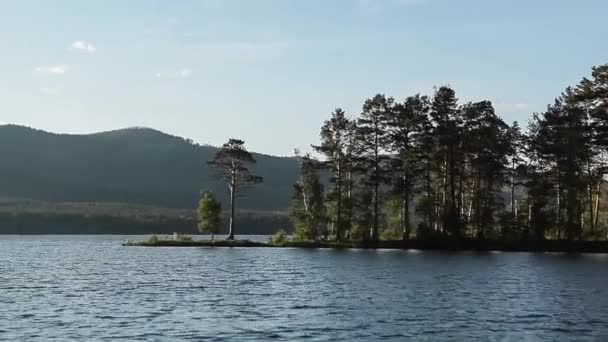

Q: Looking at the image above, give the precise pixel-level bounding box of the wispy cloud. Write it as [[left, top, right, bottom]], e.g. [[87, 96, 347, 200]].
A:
[[35, 65, 69, 75], [155, 68, 193, 79], [70, 40, 96, 53]]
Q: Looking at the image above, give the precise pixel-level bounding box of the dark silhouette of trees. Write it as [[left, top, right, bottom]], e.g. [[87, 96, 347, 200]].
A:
[[357, 94, 392, 241], [313, 109, 351, 241], [386, 95, 429, 239], [460, 101, 510, 239], [208, 139, 263, 240], [430, 86, 463, 237], [287, 63, 608, 244]]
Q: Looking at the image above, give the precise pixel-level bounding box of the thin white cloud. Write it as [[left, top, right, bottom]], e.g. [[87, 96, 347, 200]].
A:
[[155, 68, 193, 79], [35, 65, 69, 75], [70, 40, 96, 53]]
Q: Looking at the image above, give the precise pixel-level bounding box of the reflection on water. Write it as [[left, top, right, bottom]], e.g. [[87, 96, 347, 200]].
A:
[[1, 235, 608, 341]]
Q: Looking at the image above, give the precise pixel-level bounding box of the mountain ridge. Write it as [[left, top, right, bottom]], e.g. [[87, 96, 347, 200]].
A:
[[0, 124, 298, 210]]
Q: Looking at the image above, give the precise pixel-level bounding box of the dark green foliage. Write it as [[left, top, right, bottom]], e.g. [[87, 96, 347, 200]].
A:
[[289, 154, 325, 241], [313, 108, 352, 241], [357, 94, 393, 240], [270, 230, 288, 245], [461, 101, 511, 238], [298, 63, 608, 243], [197, 191, 222, 238], [430, 86, 463, 237], [386, 94, 430, 239]]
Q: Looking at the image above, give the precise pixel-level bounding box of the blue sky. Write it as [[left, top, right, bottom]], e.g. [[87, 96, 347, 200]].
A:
[[1, 0, 607, 156]]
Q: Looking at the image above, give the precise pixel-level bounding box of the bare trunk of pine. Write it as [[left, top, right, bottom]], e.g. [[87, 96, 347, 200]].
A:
[[458, 156, 465, 217], [510, 159, 516, 216], [588, 162, 595, 233], [594, 188, 600, 229], [336, 162, 342, 241], [228, 185, 236, 240], [426, 163, 433, 231], [556, 179, 561, 239], [589, 182, 595, 234], [467, 195, 473, 223], [372, 133, 379, 241], [528, 201, 533, 237], [476, 168, 483, 239], [402, 173, 411, 240]]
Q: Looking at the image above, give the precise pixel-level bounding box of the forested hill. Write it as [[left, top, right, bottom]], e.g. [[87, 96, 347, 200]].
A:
[[0, 125, 298, 210]]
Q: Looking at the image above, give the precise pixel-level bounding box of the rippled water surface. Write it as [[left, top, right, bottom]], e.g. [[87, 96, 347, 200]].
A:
[[2, 235, 608, 341]]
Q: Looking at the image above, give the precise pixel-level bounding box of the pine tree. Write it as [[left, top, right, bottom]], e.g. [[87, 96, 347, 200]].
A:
[[207, 139, 263, 240], [357, 94, 392, 241], [430, 86, 463, 237], [313, 108, 351, 241], [574, 65, 608, 236], [386, 94, 429, 239], [461, 101, 510, 238]]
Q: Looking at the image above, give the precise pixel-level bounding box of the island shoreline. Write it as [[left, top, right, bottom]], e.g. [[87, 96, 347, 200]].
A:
[[123, 238, 608, 254]]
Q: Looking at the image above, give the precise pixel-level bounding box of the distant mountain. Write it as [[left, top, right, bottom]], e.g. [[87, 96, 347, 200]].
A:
[[0, 125, 299, 210]]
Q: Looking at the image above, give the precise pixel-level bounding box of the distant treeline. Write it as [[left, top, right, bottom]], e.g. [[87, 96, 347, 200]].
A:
[[289, 64, 608, 242], [0, 200, 290, 234]]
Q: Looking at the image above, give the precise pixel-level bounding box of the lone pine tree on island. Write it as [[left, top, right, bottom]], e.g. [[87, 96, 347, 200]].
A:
[[207, 139, 263, 240]]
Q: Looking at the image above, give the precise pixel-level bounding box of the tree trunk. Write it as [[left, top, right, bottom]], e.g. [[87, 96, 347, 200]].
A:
[[372, 133, 379, 241], [459, 155, 465, 217], [589, 181, 595, 234], [467, 195, 473, 224], [587, 162, 595, 234], [528, 201, 533, 239], [402, 173, 411, 240], [426, 164, 433, 230], [510, 159, 516, 216], [373, 175, 379, 241], [594, 188, 600, 229], [476, 168, 483, 239], [556, 178, 561, 239], [227, 185, 236, 240], [336, 162, 342, 241]]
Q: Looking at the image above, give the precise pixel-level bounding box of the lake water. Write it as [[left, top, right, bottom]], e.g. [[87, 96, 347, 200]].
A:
[[2, 235, 608, 341]]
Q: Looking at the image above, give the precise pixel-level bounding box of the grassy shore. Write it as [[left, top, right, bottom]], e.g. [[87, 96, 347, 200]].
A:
[[124, 236, 608, 253]]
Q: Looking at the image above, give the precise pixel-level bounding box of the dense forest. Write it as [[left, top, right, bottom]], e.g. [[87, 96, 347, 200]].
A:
[[289, 64, 608, 243]]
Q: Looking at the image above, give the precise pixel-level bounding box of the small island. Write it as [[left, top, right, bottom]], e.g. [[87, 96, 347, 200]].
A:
[[126, 64, 608, 254], [124, 233, 608, 253]]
